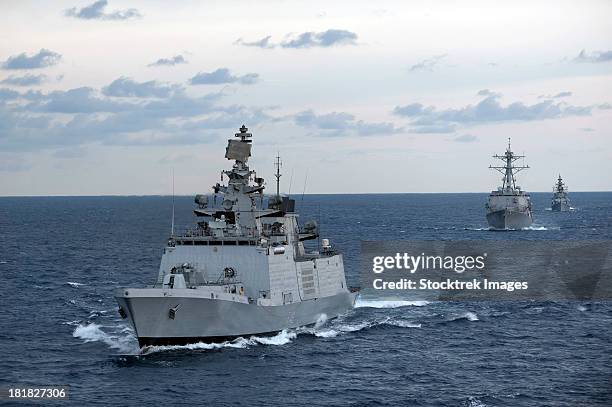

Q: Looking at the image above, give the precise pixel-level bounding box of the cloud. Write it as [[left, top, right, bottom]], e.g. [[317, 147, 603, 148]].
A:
[[1, 49, 62, 70], [64, 0, 141, 21], [234, 36, 274, 49], [599, 102, 611, 110], [477, 89, 501, 98], [539, 91, 572, 99], [0, 81, 271, 151], [553, 91, 572, 98], [147, 55, 188, 67], [102, 77, 182, 98], [281, 29, 358, 48], [574, 49, 612, 63], [409, 54, 446, 72], [0, 88, 22, 100], [293, 109, 402, 136], [394, 92, 601, 133], [189, 68, 259, 85], [1, 74, 47, 86], [580, 127, 594, 132], [392, 103, 429, 117], [454, 134, 479, 143], [235, 29, 358, 49], [27, 87, 130, 113]]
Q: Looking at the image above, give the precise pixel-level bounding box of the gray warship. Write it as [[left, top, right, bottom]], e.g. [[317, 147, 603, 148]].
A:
[[115, 125, 356, 347], [485, 139, 533, 229], [551, 174, 571, 212]]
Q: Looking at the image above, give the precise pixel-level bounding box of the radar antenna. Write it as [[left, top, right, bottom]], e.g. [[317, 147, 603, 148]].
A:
[[489, 137, 529, 190], [235, 124, 253, 143]]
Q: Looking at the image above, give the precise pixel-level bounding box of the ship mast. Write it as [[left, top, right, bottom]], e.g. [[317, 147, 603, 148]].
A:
[[555, 174, 565, 192], [274, 153, 282, 198], [489, 138, 529, 191]]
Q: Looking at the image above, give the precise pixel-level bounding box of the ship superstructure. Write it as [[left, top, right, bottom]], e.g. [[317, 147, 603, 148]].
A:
[[116, 125, 356, 347], [485, 139, 533, 229], [551, 174, 571, 212]]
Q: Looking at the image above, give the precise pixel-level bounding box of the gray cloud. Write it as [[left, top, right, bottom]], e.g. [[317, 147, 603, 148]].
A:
[[235, 29, 358, 49], [0, 88, 21, 100], [293, 109, 402, 136], [392, 103, 429, 117], [189, 68, 259, 85], [454, 134, 479, 143], [102, 77, 182, 98], [477, 89, 501, 98], [281, 29, 357, 48], [0, 81, 271, 151], [27, 87, 130, 113], [65, 0, 141, 21], [394, 92, 601, 133], [574, 49, 612, 63], [148, 55, 188, 67], [1, 74, 47, 86], [2, 49, 62, 70], [409, 54, 446, 72], [539, 91, 572, 99], [234, 36, 274, 49]]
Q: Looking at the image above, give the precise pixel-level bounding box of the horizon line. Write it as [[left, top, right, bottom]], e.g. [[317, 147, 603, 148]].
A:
[[1, 190, 611, 198]]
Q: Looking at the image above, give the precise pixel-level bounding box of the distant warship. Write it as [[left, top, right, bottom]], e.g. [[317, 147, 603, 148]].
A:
[[116, 125, 356, 347], [551, 174, 571, 212], [485, 139, 533, 229]]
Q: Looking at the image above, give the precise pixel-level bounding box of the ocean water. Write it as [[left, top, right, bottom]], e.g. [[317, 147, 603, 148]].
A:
[[1, 193, 611, 406]]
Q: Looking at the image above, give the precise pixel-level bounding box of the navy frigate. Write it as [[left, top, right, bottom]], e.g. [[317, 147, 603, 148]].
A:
[[485, 139, 533, 229], [116, 125, 356, 347], [551, 174, 571, 211]]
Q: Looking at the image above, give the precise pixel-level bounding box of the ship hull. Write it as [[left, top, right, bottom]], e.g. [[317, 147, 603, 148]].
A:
[[115, 289, 357, 347], [486, 209, 533, 230], [551, 201, 570, 212]]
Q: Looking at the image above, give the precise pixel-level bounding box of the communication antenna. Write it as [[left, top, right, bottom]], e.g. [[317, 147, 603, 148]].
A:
[[171, 168, 175, 237], [301, 170, 309, 205], [317, 203, 321, 251], [287, 169, 294, 196], [274, 152, 282, 198]]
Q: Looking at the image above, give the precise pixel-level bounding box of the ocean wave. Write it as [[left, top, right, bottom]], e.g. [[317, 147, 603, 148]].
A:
[[465, 396, 487, 407], [67, 281, 86, 288], [522, 225, 555, 231], [73, 323, 139, 354], [61, 320, 82, 326], [354, 298, 429, 309], [300, 316, 422, 338], [447, 311, 479, 322], [386, 320, 422, 328], [142, 330, 297, 355]]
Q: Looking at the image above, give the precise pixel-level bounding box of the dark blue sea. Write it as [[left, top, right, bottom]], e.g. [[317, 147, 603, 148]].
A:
[[1, 193, 611, 406]]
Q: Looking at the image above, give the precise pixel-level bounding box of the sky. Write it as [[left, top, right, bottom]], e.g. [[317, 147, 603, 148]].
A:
[[0, 0, 611, 196]]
